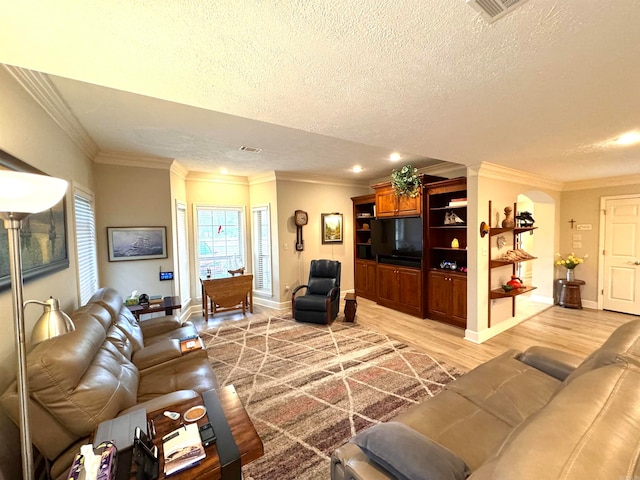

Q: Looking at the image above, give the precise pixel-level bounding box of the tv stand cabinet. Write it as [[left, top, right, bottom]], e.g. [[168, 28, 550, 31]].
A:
[[376, 263, 422, 316]]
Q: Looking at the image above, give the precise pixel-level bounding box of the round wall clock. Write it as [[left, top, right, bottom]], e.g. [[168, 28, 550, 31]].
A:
[[295, 210, 308, 226]]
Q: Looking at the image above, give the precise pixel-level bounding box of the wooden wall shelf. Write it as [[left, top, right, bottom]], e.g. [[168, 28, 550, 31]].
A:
[[486, 200, 538, 326], [490, 285, 537, 299]]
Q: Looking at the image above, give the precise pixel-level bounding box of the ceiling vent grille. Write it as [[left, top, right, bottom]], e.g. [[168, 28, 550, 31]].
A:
[[466, 0, 531, 23], [239, 146, 262, 153]]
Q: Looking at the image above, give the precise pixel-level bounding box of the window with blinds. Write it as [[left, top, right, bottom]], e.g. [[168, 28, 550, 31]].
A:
[[195, 206, 246, 279], [252, 205, 272, 295], [74, 189, 98, 305], [176, 202, 190, 303]]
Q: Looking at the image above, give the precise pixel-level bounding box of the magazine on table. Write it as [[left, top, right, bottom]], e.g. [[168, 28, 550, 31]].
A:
[[162, 423, 205, 475]]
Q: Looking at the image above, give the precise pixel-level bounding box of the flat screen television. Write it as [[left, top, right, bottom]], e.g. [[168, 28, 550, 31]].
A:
[[371, 217, 423, 259]]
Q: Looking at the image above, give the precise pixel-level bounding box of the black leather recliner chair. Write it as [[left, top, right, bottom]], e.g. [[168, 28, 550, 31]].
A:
[[291, 259, 341, 324]]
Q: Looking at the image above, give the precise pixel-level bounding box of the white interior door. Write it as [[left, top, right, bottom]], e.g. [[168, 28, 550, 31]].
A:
[[602, 196, 640, 315]]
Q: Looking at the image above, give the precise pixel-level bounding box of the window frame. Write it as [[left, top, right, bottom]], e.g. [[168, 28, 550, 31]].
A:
[[251, 204, 273, 296], [72, 185, 98, 305], [193, 204, 247, 284]]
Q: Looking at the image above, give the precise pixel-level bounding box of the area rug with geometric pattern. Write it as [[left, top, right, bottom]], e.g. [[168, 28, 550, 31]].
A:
[[201, 314, 464, 480]]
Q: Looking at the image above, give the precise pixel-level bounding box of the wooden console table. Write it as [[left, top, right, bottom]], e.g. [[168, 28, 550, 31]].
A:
[[127, 296, 182, 320], [201, 276, 253, 317], [147, 385, 263, 479]]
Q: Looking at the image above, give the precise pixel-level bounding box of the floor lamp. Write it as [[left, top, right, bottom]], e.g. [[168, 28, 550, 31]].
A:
[[0, 170, 73, 480]]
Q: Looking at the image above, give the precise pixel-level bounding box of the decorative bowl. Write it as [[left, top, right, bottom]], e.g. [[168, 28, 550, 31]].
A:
[[501, 284, 514, 292]]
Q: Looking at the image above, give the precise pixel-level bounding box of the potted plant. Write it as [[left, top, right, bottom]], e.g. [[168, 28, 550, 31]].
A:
[[391, 164, 421, 198]]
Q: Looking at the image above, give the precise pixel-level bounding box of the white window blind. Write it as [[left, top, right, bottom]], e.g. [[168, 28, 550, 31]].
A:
[[195, 206, 246, 279], [252, 205, 272, 295], [74, 189, 98, 305], [176, 202, 190, 304]]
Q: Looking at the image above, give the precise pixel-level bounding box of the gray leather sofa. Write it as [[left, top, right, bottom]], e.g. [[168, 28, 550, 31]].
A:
[[0, 287, 217, 480], [332, 319, 640, 480]]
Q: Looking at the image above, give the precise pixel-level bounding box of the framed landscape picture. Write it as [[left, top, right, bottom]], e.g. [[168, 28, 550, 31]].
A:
[[0, 150, 69, 292], [107, 226, 167, 262], [321, 213, 343, 244]]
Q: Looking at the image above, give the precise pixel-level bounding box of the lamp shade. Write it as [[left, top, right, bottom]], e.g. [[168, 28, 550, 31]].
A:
[[0, 171, 68, 214], [30, 297, 75, 345]]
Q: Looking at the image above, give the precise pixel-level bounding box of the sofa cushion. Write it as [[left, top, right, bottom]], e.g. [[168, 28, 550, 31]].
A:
[[562, 319, 640, 386], [393, 388, 514, 471], [115, 307, 146, 350], [89, 287, 125, 318], [137, 355, 219, 402], [25, 320, 139, 437], [353, 422, 470, 480], [469, 362, 640, 480], [446, 350, 560, 427]]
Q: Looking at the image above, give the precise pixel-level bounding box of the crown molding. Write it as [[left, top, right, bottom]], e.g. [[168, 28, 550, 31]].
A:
[[248, 171, 277, 185], [562, 173, 640, 191], [3, 65, 99, 160], [274, 171, 371, 188], [422, 161, 467, 178], [471, 162, 563, 191], [170, 161, 189, 179], [94, 151, 174, 169], [186, 171, 249, 185], [368, 161, 466, 186]]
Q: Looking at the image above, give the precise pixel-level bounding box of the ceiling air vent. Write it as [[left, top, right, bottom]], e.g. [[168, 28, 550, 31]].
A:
[[239, 146, 262, 153], [466, 0, 531, 23]]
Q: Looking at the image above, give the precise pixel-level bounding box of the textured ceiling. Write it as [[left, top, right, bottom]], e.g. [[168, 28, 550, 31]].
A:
[[0, 0, 639, 183]]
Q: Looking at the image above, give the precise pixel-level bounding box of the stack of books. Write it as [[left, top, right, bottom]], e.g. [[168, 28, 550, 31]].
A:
[[448, 197, 468, 207]]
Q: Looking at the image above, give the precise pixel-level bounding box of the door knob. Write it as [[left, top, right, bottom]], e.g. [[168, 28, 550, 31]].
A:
[[635, 261, 640, 265]]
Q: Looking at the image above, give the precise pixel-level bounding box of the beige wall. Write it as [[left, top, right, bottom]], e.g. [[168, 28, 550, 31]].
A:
[[185, 173, 251, 302], [0, 68, 94, 479], [94, 161, 175, 298], [561, 183, 640, 305], [275, 179, 372, 305]]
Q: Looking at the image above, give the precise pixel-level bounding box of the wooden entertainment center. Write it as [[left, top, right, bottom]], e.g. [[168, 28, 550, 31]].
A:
[[352, 176, 467, 327]]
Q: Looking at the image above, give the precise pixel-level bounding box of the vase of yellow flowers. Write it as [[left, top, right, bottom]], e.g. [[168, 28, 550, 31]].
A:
[[556, 253, 588, 281]]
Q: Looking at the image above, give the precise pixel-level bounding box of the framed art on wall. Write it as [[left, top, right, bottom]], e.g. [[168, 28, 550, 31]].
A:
[[107, 226, 167, 261], [0, 149, 69, 292], [321, 213, 343, 244]]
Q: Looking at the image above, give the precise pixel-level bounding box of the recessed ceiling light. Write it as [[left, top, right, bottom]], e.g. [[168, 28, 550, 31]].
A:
[[352, 165, 363, 173], [614, 131, 640, 146], [389, 152, 401, 161], [220, 168, 228, 175]]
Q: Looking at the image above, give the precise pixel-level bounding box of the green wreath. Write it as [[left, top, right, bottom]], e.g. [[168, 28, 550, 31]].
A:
[[391, 164, 422, 198]]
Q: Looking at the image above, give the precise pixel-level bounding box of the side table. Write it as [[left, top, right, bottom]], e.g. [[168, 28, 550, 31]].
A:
[[344, 293, 357, 322], [147, 385, 263, 479], [558, 279, 586, 309], [127, 296, 182, 319]]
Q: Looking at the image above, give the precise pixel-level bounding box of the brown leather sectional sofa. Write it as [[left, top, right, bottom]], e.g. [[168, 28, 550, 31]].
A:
[[332, 319, 640, 480], [0, 287, 217, 480]]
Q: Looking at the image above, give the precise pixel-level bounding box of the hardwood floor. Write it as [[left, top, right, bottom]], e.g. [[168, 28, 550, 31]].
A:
[[191, 297, 637, 372], [349, 297, 636, 371]]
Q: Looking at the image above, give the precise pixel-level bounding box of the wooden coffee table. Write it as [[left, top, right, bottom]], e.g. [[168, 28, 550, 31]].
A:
[[147, 385, 263, 479]]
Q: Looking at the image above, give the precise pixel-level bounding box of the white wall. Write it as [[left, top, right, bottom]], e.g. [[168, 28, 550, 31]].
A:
[[467, 163, 561, 343]]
